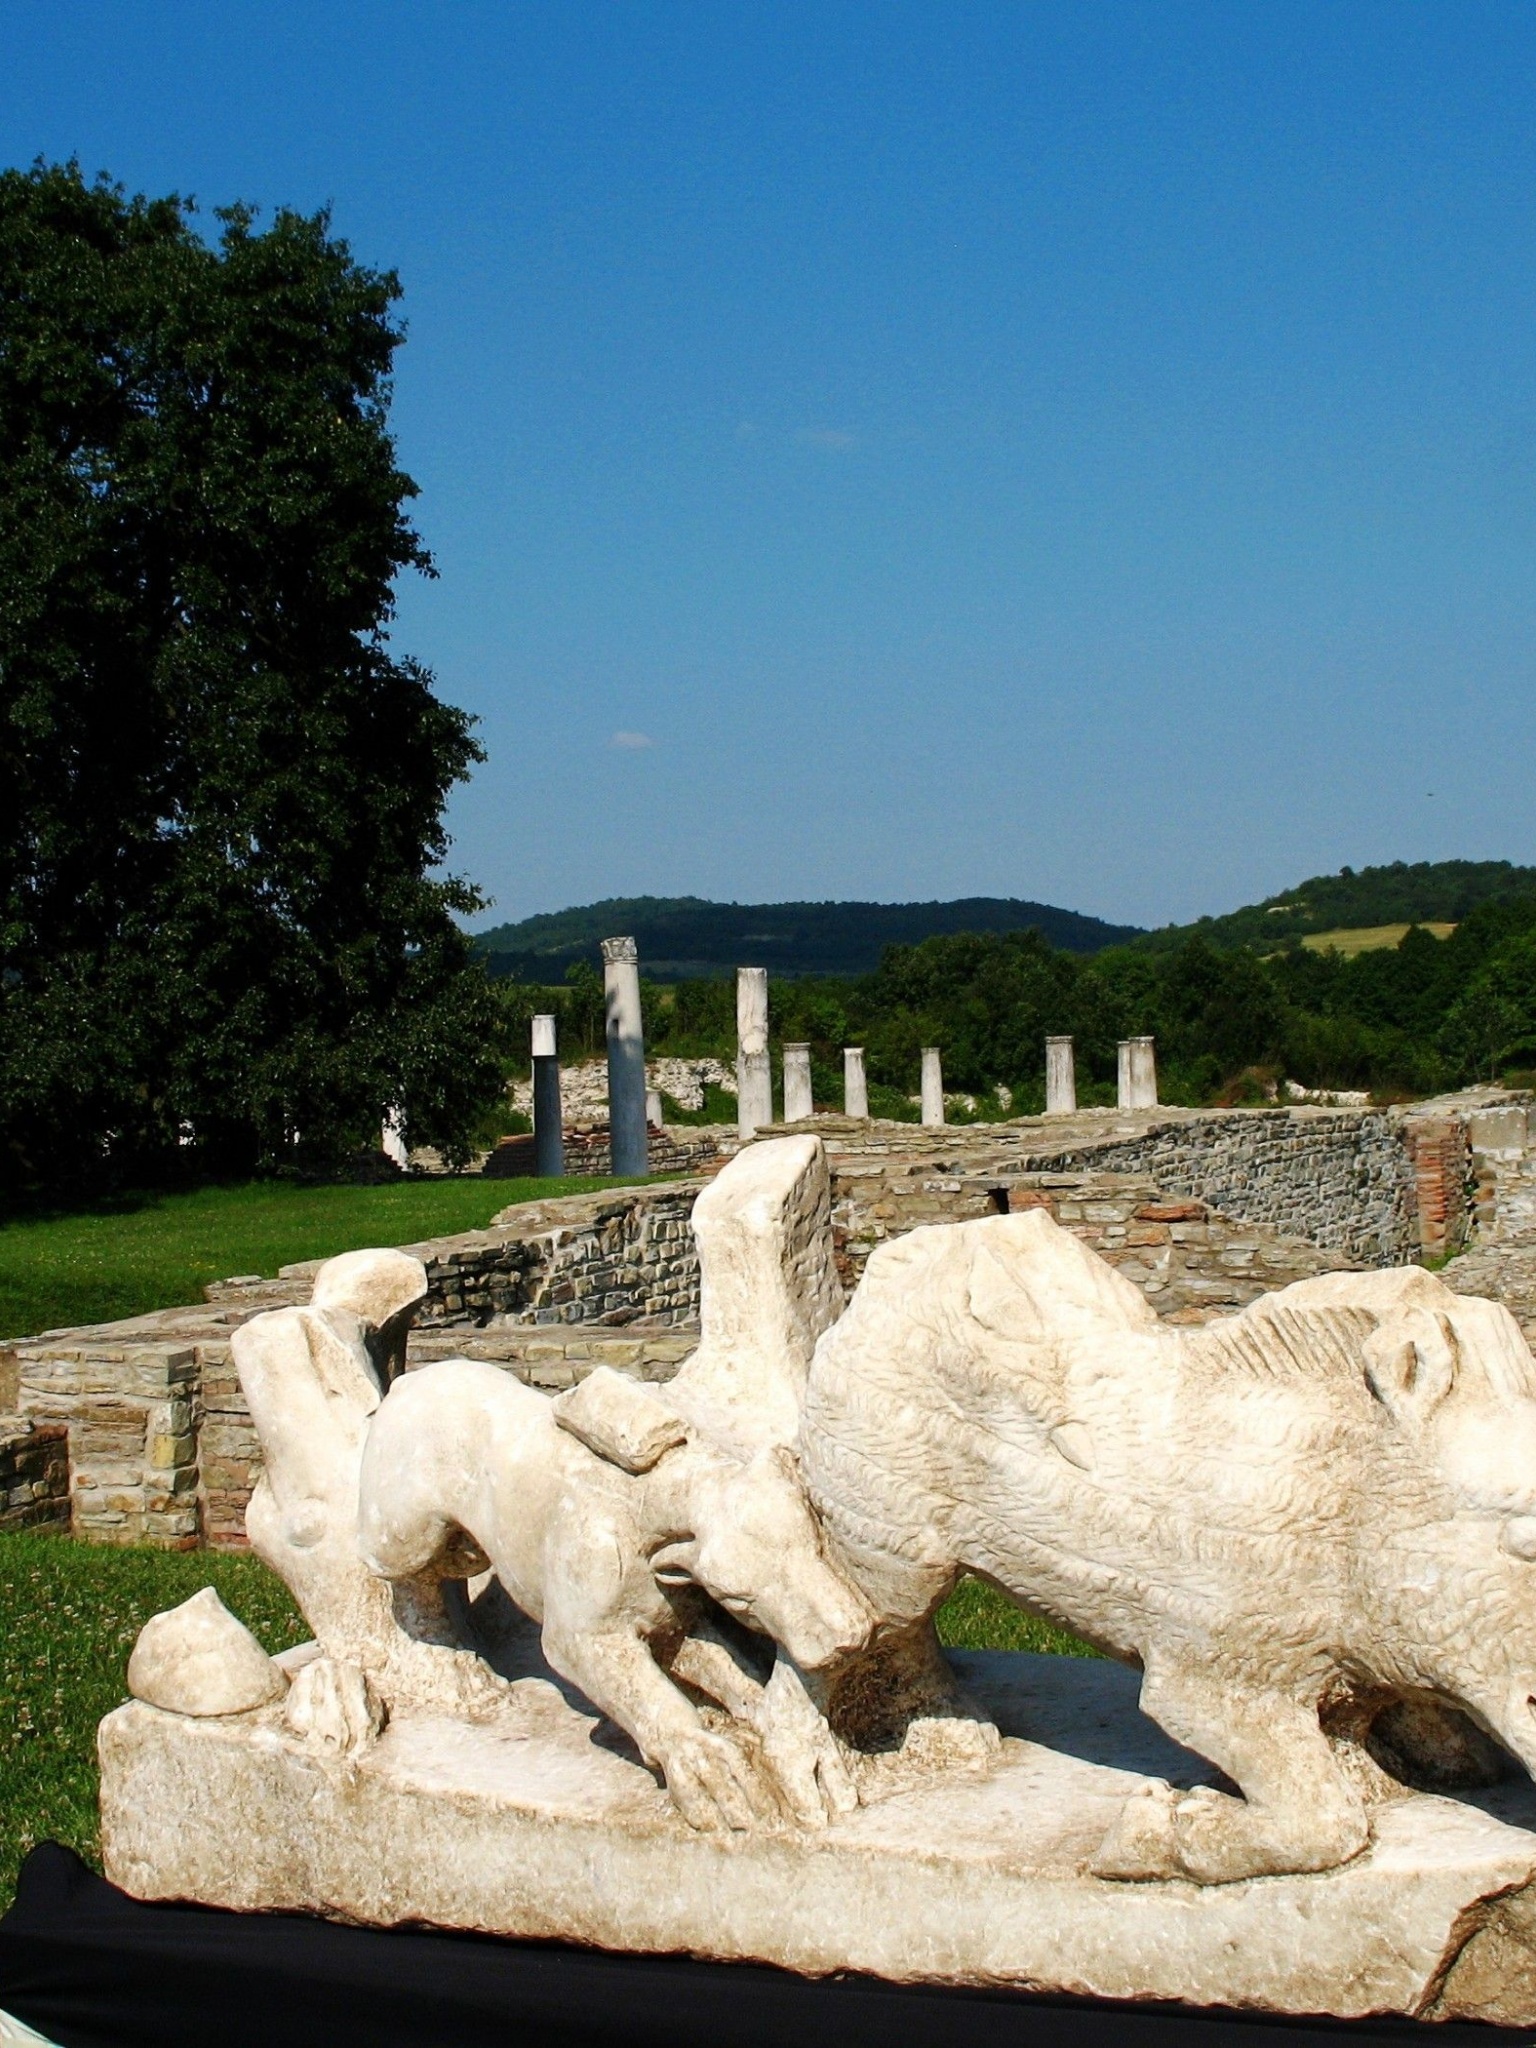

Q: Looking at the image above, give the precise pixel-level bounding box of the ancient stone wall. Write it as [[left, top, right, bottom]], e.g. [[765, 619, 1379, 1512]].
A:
[[12, 1345, 201, 1547], [1465, 1102, 1536, 1247], [323, 1182, 702, 1331], [0, 1418, 70, 1534], [483, 1126, 723, 1180], [826, 1165, 1356, 1318], [1401, 1116, 1472, 1262], [1027, 1109, 1418, 1264]]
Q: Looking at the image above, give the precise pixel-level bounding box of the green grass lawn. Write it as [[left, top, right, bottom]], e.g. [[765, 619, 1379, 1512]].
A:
[[0, 1176, 645, 1341], [933, 1576, 1099, 1659], [0, 1531, 308, 1908], [0, 1532, 1092, 1910]]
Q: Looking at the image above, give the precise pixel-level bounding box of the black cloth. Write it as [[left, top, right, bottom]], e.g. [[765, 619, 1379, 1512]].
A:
[[0, 1842, 1525, 2048]]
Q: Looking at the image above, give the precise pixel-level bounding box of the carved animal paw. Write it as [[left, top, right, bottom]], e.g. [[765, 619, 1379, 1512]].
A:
[[753, 1663, 858, 1827], [660, 1726, 781, 1833], [770, 1732, 858, 1828], [1165, 1785, 1254, 1884], [1172, 1784, 1371, 1884], [285, 1657, 386, 1758], [1090, 1780, 1181, 1881]]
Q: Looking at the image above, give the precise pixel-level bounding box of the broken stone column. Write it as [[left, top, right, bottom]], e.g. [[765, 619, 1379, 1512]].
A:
[[921, 1047, 945, 1128], [736, 967, 773, 1139], [1046, 1036, 1076, 1116], [1129, 1035, 1158, 1109], [645, 1088, 664, 1129], [381, 1109, 409, 1171], [783, 1044, 813, 1124], [844, 1047, 869, 1119], [1117, 1040, 1133, 1110], [602, 937, 648, 1177], [531, 1015, 564, 1178]]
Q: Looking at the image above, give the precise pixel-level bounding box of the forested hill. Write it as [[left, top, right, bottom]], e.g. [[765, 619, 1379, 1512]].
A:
[[473, 895, 1145, 980], [1132, 861, 1536, 953]]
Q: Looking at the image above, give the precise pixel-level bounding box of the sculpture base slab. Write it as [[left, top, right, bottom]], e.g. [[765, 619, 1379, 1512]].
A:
[[99, 1651, 1536, 2025]]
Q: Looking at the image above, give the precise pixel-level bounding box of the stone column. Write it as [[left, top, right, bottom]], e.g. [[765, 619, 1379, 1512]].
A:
[[1117, 1040, 1133, 1110], [736, 967, 773, 1138], [783, 1043, 813, 1124], [920, 1047, 945, 1127], [844, 1047, 869, 1119], [380, 1109, 409, 1171], [645, 1088, 664, 1129], [602, 937, 648, 1177], [1045, 1036, 1076, 1116], [1129, 1035, 1158, 1110], [531, 1015, 564, 1178]]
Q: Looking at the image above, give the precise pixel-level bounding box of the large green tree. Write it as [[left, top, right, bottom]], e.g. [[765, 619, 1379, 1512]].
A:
[[0, 161, 507, 1188]]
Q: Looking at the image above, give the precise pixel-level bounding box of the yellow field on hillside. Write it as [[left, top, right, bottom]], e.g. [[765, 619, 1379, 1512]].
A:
[[1300, 922, 1455, 957]]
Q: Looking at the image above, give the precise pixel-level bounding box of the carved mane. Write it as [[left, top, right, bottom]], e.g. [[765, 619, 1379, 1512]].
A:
[[1187, 1300, 1379, 1383]]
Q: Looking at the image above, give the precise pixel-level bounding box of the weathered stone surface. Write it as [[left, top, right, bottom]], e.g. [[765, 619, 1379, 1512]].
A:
[[284, 1654, 386, 1756], [1045, 1034, 1075, 1115], [0, 1418, 68, 1534], [126, 1588, 285, 1717], [1037, 1105, 1418, 1262], [507, 1052, 736, 1120], [669, 1136, 843, 1452], [98, 1650, 1536, 2022], [803, 1208, 1536, 1887]]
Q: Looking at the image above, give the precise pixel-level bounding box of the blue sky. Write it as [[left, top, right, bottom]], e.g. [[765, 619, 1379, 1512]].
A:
[[7, 2, 1536, 930]]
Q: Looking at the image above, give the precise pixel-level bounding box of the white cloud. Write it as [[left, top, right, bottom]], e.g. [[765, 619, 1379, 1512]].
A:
[[609, 730, 655, 750], [796, 426, 857, 450]]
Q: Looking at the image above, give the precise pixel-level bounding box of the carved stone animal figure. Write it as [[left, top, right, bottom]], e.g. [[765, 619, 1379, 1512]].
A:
[[233, 1249, 512, 1720], [358, 1359, 876, 1831], [799, 1206, 1536, 1884]]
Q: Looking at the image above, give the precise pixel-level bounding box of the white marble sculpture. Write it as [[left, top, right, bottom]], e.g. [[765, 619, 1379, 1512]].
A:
[[799, 1213, 1536, 1883], [98, 1136, 1536, 2021]]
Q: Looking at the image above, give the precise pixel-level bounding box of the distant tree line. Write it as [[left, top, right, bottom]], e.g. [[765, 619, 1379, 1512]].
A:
[[503, 895, 1536, 1120]]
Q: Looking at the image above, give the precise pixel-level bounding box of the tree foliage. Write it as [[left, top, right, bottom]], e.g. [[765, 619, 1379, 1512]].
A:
[[0, 161, 507, 1189]]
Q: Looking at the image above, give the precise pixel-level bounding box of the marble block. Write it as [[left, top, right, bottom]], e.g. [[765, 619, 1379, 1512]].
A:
[[98, 1649, 1536, 2025]]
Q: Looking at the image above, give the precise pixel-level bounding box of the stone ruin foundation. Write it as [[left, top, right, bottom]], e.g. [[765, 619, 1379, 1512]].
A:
[[3, 1090, 1534, 1550]]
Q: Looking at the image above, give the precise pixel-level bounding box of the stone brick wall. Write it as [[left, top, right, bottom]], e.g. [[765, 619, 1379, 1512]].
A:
[[1464, 1102, 1536, 1247], [826, 1165, 1356, 1319], [1027, 1109, 1418, 1264], [1474, 1155, 1536, 1246], [0, 1418, 69, 1534], [408, 1325, 699, 1392], [275, 1182, 705, 1332], [196, 1351, 262, 1551], [13, 1345, 201, 1547], [484, 1126, 722, 1179], [1403, 1117, 1472, 1262]]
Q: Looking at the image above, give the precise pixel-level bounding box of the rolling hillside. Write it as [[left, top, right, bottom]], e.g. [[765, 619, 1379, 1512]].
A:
[[1131, 861, 1536, 954], [474, 895, 1145, 981]]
